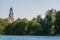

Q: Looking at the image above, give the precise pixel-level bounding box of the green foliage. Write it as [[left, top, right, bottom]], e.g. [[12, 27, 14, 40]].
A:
[[27, 20, 43, 35], [0, 18, 9, 34], [1, 9, 60, 35], [4, 18, 29, 35], [55, 11, 60, 34], [44, 9, 56, 35]]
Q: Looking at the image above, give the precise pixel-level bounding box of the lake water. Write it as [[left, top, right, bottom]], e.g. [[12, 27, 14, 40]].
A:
[[0, 35, 60, 40]]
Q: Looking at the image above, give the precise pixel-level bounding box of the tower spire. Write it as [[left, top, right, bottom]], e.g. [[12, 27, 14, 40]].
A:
[[8, 6, 14, 23]]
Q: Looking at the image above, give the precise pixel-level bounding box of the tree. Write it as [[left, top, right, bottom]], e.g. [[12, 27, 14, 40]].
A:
[[0, 18, 9, 34], [55, 11, 60, 34], [44, 9, 56, 35], [4, 18, 29, 35], [27, 19, 43, 35]]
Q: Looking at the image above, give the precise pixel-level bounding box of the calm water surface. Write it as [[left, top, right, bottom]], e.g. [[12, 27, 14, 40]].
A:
[[0, 35, 60, 40]]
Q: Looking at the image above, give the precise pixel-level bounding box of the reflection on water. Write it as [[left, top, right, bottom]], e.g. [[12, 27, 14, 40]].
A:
[[0, 35, 60, 40]]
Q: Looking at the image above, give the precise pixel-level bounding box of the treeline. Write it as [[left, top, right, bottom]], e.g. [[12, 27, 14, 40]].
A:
[[0, 9, 60, 35]]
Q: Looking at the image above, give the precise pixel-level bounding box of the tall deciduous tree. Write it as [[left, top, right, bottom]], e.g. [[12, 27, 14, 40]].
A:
[[55, 11, 60, 34], [44, 9, 56, 35]]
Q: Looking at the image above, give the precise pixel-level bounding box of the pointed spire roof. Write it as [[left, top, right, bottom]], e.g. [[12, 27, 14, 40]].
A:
[[10, 6, 13, 10]]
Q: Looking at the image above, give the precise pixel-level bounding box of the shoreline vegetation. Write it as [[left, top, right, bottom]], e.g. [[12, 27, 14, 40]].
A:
[[0, 9, 60, 36]]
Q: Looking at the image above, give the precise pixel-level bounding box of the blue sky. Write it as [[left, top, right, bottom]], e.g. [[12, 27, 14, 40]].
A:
[[0, 0, 60, 20]]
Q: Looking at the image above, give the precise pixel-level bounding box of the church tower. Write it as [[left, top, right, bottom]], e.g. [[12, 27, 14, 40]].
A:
[[8, 6, 14, 23]]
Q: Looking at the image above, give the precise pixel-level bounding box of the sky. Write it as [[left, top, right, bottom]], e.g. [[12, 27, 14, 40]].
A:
[[0, 0, 60, 20]]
